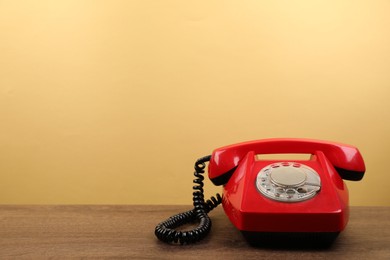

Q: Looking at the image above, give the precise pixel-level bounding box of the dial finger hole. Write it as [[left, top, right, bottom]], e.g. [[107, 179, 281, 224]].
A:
[[297, 187, 308, 193], [286, 189, 295, 196]]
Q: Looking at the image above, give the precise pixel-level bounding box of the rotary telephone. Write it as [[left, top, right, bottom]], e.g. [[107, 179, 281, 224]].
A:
[[155, 138, 365, 246]]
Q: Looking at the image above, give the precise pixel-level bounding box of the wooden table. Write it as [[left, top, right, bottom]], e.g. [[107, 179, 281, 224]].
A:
[[0, 205, 389, 259]]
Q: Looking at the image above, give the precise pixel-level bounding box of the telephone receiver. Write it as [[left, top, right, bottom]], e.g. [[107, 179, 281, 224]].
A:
[[209, 138, 365, 185], [155, 138, 366, 247]]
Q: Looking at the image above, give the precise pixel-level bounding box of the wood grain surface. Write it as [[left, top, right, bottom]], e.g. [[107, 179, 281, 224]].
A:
[[0, 205, 389, 259]]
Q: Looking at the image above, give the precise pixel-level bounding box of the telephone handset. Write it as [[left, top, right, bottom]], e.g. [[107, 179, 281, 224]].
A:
[[155, 138, 365, 246]]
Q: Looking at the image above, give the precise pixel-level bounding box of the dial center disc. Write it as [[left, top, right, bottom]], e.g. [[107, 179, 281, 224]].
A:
[[270, 167, 307, 187]]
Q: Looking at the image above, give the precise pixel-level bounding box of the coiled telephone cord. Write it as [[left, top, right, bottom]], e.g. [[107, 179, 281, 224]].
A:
[[154, 155, 222, 244]]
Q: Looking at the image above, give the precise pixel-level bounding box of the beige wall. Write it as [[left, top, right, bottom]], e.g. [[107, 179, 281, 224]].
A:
[[0, 1, 389, 206]]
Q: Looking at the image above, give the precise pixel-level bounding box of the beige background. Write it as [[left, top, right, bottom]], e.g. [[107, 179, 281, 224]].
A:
[[0, 1, 389, 206]]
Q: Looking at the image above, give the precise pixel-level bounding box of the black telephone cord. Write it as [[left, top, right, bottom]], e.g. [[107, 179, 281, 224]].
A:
[[154, 155, 222, 244]]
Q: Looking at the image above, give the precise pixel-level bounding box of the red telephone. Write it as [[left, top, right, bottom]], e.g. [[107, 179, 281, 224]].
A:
[[155, 138, 365, 246]]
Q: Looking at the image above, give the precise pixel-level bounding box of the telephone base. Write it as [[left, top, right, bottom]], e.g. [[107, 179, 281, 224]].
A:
[[241, 231, 340, 249]]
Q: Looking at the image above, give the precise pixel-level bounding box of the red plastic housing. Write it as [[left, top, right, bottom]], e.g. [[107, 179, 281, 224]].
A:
[[208, 138, 365, 233]]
